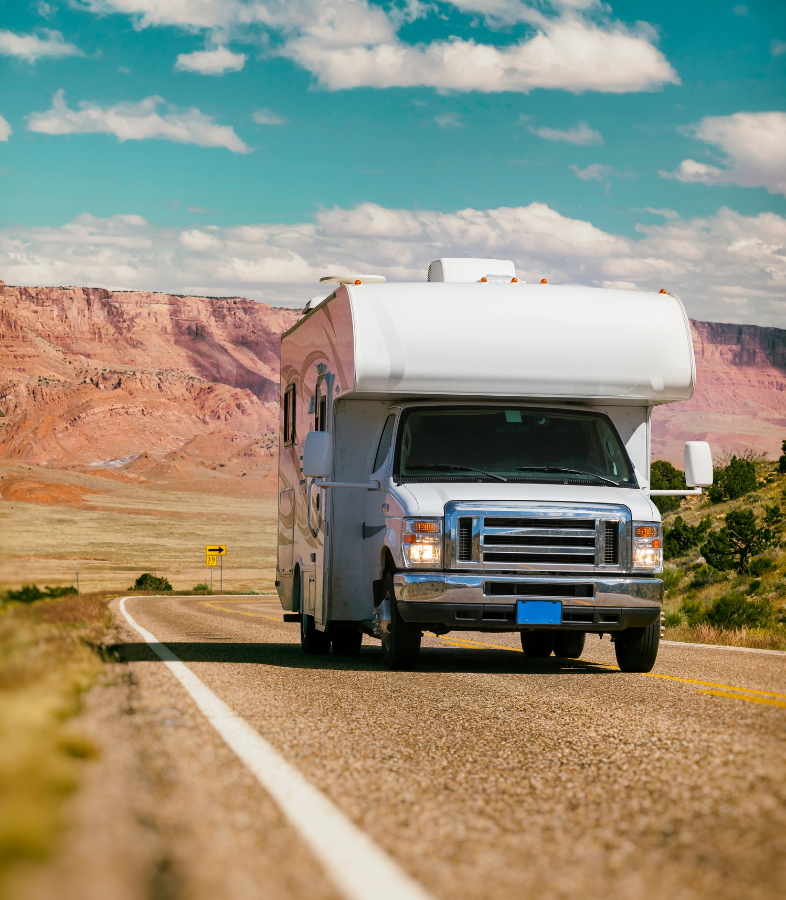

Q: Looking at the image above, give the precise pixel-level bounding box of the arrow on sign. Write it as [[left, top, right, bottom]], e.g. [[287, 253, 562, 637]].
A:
[[206, 545, 226, 555]]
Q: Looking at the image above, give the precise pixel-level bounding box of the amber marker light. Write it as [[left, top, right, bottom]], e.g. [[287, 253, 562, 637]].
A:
[[659, 288, 666, 293], [480, 277, 488, 282], [511, 277, 518, 283], [541, 279, 547, 284], [355, 279, 362, 284], [635, 525, 659, 538]]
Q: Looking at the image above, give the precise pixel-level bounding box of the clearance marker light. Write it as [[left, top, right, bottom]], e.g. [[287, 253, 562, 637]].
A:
[[355, 279, 362, 284], [511, 277, 518, 283], [480, 277, 488, 282], [659, 288, 667, 293], [541, 279, 548, 284]]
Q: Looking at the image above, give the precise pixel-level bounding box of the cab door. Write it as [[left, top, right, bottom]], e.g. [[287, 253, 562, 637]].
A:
[[363, 413, 397, 584]]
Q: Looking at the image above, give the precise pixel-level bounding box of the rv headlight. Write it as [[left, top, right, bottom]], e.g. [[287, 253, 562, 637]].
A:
[[402, 519, 442, 568], [632, 523, 663, 573]]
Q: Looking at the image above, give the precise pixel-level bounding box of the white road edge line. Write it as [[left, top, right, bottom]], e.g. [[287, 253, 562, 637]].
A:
[[118, 597, 433, 900], [661, 640, 786, 657]]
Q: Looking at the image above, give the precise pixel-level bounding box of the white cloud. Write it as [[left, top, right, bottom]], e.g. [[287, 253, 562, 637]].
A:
[[659, 158, 724, 185], [252, 108, 284, 124], [0, 28, 83, 62], [27, 90, 251, 153], [0, 115, 12, 142], [772, 39, 786, 57], [642, 207, 680, 220], [2, 202, 783, 325], [661, 112, 786, 196], [534, 121, 602, 144], [76, 1, 679, 94], [731, 4, 748, 16], [570, 163, 612, 180], [175, 45, 246, 74], [434, 112, 463, 129]]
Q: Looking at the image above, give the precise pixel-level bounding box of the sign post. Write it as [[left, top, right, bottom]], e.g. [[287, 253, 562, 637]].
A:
[[205, 545, 226, 593]]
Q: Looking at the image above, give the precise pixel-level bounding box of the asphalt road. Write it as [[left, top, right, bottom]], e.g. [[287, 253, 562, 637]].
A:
[[111, 595, 786, 900]]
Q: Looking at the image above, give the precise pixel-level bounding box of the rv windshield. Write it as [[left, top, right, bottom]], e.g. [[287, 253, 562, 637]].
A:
[[394, 407, 636, 486]]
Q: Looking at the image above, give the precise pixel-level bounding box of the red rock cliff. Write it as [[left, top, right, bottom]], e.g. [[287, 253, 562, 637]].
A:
[[0, 285, 298, 465]]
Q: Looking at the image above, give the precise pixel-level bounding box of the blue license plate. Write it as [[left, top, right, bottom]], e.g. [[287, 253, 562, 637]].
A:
[[516, 600, 562, 625]]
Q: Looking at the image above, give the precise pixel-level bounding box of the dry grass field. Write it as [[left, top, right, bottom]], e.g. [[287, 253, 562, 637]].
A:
[[0, 461, 279, 595]]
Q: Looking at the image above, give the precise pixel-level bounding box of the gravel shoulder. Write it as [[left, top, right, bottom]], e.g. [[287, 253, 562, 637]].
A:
[[12, 595, 786, 900]]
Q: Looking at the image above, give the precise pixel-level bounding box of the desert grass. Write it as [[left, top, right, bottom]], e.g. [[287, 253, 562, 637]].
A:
[[0, 593, 109, 892], [664, 622, 786, 651], [0, 461, 279, 595]]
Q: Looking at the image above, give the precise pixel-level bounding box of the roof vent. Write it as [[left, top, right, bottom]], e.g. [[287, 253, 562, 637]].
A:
[[428, 258, 515, 283], [319, 273, 386, 285]]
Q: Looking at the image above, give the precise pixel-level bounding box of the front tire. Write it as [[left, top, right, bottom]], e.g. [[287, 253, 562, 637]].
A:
[[614, 622, 659, 673], [331, 629, 362, 656], [380, 573, 421, 671], [301, 613, 331, 655], [521, 630, 555, 657], [553, 631, 586, 659]]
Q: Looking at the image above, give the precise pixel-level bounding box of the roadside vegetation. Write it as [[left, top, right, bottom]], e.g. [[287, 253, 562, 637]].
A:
[[0, 587, 110, 891], [656, 442, 786, 650]]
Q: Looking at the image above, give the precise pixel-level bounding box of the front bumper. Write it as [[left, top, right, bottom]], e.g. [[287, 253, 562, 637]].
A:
[[393, 573, 662, 632]]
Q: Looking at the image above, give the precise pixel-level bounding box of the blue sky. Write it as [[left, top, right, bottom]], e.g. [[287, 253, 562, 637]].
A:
[[1, 1, 785, 324]]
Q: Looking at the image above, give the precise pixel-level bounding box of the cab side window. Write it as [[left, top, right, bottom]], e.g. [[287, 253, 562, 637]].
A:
[[283, 384, 296, 445], [373, 414, 396, 473]]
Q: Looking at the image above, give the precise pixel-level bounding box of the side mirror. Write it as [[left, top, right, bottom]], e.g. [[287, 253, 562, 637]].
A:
[[684, 441, 713, 487], [303, 431, 332, 479]]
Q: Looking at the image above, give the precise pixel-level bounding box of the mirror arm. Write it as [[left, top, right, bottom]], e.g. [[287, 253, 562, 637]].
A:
[[646, 488, 703, 496], [316, 480, 381, 490]]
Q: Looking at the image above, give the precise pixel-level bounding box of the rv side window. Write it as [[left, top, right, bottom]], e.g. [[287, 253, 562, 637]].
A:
[[283, 384, 296, 445], [373, 415, 396, 472]]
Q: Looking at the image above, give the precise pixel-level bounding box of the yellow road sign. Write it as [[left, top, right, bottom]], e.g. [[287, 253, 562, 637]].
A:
[[206, 554, 218, 567], [206, 544, 226, 555]]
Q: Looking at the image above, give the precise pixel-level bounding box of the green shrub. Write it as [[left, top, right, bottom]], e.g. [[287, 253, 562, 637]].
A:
[[650, 460, 687, 514], [748, 579, 762, 593], [659, 568, 685, 592], [764, 504, 783, 528], [5, 585, 45, 604], [191, 582, 210, 594], [705, 594, 775, 630], [131, 573, 173, 592], [779, 440, 786, 475], [748, 556, 776, 578], [707, 456, 757, 503], [701, 510, 776, 573], [686, 564, 726, 591], [664, 515, 712, 560], [663, 611, 683, 627], [680, 599, 707, 627], [3, 585, 77, 604]]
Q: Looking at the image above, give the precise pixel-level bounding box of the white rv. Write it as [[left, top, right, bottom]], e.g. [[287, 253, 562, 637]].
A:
[[275, 259, 712, 672]]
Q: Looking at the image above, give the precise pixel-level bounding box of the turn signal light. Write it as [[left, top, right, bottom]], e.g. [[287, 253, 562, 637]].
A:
[[635, 525, 659, 538]]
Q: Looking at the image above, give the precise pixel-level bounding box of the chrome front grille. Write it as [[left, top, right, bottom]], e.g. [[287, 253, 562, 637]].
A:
[[445, 502, 629, 572], [482, 517, 596, 566]]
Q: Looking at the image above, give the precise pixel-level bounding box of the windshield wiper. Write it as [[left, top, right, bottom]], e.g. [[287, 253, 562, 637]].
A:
[[409, 464, 507, 483], [515, 466, 619, 487]]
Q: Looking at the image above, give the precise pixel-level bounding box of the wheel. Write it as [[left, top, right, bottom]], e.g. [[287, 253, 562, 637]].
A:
[[553, 631, 586, 659], [380, 572, 421, 671], [614, 622, 660, 673], [301, 613, 331, 655], [520, 630, 555, 657], [331, 629, 363, 655]]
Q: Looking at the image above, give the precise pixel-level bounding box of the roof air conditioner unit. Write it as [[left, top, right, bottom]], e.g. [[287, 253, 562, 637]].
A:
[[428, 258, 516, 283]]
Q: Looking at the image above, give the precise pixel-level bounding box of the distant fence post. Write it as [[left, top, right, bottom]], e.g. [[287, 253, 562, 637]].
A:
[[77, 571, 80, 600]]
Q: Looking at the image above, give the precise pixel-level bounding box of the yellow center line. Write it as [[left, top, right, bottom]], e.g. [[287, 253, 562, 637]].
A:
[[203, 599, 284, 621], [435, 635, 786, 702], [698, 690, 786, 709]]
